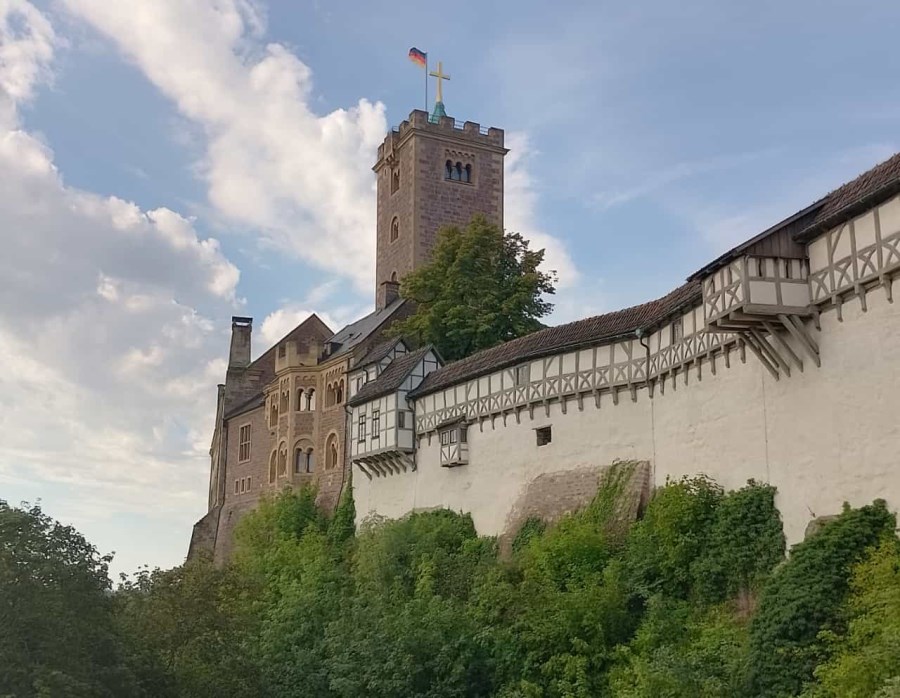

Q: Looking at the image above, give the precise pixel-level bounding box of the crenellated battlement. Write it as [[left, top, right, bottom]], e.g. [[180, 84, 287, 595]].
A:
[[375, 109, 505, 169]]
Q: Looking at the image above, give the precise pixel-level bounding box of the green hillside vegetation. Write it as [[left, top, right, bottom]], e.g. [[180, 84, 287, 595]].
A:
[[1, 469, 898, 697]]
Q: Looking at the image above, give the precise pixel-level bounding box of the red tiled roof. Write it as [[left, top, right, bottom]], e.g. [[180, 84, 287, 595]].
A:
[[410, 282, 700, 398], [349, 346, 434, 405], [795, 151, 900, 241]]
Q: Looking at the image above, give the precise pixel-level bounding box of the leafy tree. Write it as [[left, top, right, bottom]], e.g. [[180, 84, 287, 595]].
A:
[[693, 481, 786, 605], [746, 500, 896, 698], [389, 215, 557, 360], [802, 537, 900, 698], [0, 501, 135, 697], [624, 476, 723, 600], [114, 558, 263, 697], [609, 599, 749, 698]]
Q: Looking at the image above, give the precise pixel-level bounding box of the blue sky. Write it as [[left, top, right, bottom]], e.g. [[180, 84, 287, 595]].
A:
[[1, 0, 898, 577]]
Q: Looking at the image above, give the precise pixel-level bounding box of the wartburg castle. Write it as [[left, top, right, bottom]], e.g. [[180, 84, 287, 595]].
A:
[[189, 91, 900, 562]]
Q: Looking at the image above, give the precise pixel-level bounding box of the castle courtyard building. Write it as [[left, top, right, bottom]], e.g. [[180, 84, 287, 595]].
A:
[[192, 97, 900, 561]]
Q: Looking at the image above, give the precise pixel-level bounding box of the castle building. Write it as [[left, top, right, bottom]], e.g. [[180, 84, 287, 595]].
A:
[[193, 94, 900, 561], [189, 105, 507, 562]]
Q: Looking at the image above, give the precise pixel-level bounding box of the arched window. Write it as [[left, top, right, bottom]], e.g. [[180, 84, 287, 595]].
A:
[[306, 388, 315, 410], [445, 160, 453, 180], [464, 164, 472, 183], [390, 217, 399, 242], [269, 401, 278, 427], [325, 433, 339, 470], [391, 168, 400, 194], [452, 162, 462, 181], [294, 439, 314, 474], [390, 271, 398, 282], [278, 443, 287, 477], [336, 380, 344, 404], [306, 449, 315, 473], [268, 451, 277, 483], [296, 388, 304, 411]]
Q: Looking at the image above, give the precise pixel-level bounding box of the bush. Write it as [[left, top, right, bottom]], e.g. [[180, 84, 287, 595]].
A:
[[802, 537, 900, 697], [746, 500, 896, 698]]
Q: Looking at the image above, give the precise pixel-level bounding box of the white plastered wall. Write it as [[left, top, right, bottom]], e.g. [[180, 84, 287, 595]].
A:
[[354, 279, 900, 547]]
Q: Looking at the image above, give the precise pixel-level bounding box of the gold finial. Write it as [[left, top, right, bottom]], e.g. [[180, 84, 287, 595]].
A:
[[428, 61, 450, 104]]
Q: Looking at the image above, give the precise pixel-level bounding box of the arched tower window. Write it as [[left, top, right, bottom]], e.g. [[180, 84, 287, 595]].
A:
[[306, 449, 315, 472], [391, 167, 400, 194], [445, 160, 453, 180], [269, 400, 278, 427], [296, 388, 304, 411], [325, 433, 339, 470], [268, 451, 277, 483], [306, 388, 315, 410], [464, 163, 472, 183], [335, 380, 344, 405], [278, 443, 287, 477], [452, 162, 462, 181], [390, 217, 399, 242], [294, 439, 314, 474]]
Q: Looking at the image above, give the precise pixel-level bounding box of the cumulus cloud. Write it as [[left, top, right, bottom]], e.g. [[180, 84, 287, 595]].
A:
[[504, 131, 579, 289], [0, 0, 240, 574], [60, 0, 388, 291]]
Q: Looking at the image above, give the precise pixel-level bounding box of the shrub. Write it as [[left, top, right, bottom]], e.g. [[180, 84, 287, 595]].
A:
[[746, 500, 896, 697]]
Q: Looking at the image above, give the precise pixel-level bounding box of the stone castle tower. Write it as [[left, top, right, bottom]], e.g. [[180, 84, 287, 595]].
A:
[[372, 109, 508, 309]]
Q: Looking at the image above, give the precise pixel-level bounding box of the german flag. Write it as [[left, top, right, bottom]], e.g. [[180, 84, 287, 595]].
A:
[[408, 47, 427, 68]]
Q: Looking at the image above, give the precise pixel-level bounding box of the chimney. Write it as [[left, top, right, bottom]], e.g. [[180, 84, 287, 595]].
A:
[[377, 280, 401, 310], [229, 316, 252, 368]]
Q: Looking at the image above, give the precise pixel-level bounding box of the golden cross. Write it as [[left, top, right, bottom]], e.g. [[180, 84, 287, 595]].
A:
[[429, 61, 450, 103]]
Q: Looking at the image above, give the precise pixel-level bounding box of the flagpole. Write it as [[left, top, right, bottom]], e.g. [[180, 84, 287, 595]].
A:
[[425, 54, 429, 113]]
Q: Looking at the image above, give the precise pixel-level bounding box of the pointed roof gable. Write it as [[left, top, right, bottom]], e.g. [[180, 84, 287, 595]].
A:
[[348, 346, 436, 406]]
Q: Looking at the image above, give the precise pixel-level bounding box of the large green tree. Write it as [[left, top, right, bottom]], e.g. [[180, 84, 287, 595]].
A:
[[0, 501, 135, 697], [390, 215, 557, 361]]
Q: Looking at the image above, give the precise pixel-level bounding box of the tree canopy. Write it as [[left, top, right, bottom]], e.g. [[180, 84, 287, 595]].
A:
[[389, 215, 557, 361], [3, 479, 899, 697]]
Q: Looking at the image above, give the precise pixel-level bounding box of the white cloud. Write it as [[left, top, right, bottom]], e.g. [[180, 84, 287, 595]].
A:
[[504, 131, 579, 289], [60, 0, 388, 292], [259, 281, 368, 349], [0, 1, 241, 575]]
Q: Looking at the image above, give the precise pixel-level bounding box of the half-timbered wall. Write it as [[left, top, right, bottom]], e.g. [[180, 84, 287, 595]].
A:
[[808, 192, 900, 310], [349, 349, 441, 466], [355, 203, 900, 546]]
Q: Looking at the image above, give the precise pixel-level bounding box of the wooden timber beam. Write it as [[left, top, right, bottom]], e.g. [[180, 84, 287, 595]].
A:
[[742, 333, 780, 380], [749, 329, 791, 378], [779, 314, 821, 368], [762, 320, 804, 372]]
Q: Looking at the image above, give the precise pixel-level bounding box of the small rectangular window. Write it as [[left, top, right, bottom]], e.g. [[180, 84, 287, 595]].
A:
[[240, 478, 245, 493], [358, 413, 366, 442], [372, 409, 380, 438], [398, 411, 407, 429], [247, 476, 252, 491], [440, 429, 451, 446], [671, 318, 683, 344], [460, 425, 468, 444], [536, 426, 552, 447], [514, 364, 530, 386], [234, 480, 239, 494], [755, 258, 765, 278], [783, 259, 792, 279]]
